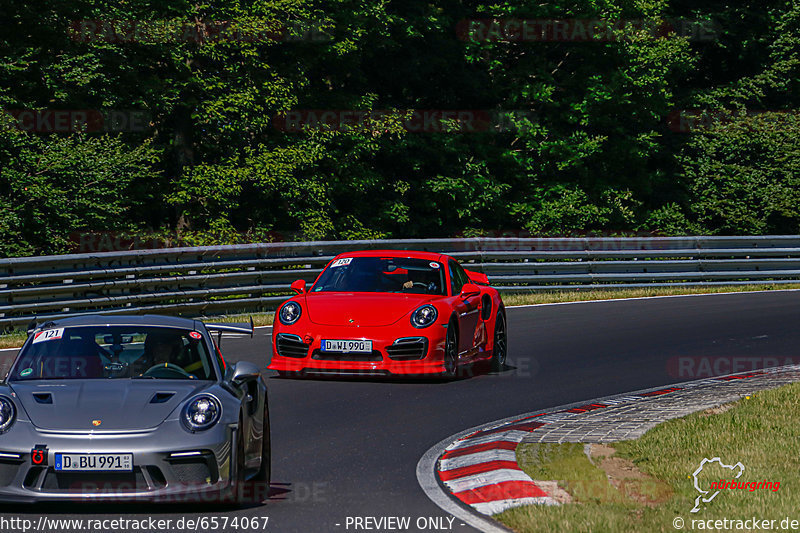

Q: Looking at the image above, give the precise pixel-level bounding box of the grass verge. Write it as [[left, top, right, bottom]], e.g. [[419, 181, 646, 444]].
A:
[[498, 382, 800, 532], [0, 331, 27, 350], [197, 311, 275, 328]]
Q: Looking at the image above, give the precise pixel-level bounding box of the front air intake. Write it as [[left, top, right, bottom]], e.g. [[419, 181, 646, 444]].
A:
[[386, 337, 429, 361], [276, 334, 310, 358]]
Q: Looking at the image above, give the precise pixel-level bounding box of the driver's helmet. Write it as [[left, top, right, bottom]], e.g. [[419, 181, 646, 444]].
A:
[[143, 330, 184, 367]]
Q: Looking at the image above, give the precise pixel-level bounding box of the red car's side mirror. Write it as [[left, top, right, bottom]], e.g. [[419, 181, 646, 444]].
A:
[[464, 269, 489, 285], [290, 279, 307, 294], [460, 283, 480, 299]]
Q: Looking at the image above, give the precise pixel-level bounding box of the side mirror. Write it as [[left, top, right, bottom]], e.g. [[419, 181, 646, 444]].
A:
[[464, 269, 489, 285], [290, 279, 306, 294], [225, 361, 260, 386], [460, 283, 481, 299]]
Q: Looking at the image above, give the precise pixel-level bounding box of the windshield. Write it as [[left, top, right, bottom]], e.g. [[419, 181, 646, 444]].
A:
[[9, 326, 216, 381], [312, 257, 446, 295]]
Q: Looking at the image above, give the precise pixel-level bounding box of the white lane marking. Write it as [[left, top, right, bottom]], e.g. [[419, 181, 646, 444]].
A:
[[438, 450, 518, 471], [601, 396, 645, 405], [447, 431, 530, 449], [472, 497, 558, 515], [444, 469, 531, 493]]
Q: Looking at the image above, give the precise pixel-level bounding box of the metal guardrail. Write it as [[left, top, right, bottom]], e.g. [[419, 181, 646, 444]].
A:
[[1, 236, 800, 329]]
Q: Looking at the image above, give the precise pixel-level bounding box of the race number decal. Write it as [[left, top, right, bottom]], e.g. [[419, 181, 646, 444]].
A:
[[330, 258, 353, 268], [32, 328, 65, 344]]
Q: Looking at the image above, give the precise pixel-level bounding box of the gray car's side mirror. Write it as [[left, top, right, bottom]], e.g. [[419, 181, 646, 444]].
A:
[[226, 361, 261, 385]]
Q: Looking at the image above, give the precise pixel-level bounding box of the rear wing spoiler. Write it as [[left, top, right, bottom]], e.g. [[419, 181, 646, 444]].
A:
[[204, 317, 255, 345]]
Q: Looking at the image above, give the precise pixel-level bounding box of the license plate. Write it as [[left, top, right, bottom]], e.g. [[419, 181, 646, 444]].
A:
[[54, 453, 133, 472], [321, 339, 372, 353]]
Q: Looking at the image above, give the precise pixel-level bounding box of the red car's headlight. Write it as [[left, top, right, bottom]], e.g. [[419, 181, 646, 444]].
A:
[[411, 305, 438, 328], [279, 301, 302, 325]]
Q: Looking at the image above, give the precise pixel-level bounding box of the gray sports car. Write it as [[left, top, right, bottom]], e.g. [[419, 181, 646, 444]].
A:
[[0, 314, 269, 504]]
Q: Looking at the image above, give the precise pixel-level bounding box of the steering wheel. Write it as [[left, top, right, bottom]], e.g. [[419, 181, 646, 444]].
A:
[[401, 281, 429, 293], [143, 363, 193, 379]]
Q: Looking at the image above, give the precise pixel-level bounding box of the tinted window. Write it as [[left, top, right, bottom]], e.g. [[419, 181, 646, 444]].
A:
[[449, 260, 463, 295], [312, 257, 446, 295], [455, 261, 471, 287], [10, 326, 216, 381], [449, 260, 471, 295]]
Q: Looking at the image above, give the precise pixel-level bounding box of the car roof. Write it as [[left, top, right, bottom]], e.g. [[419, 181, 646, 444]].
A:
[[34, 314, 200, 330], [332, 249, 451, 262]]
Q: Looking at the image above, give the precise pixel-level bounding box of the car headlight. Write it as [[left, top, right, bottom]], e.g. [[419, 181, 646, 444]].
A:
[[181, 395, 221, 432], [0, 396, 16, 433], [279, 301, 302, 325], [411, 304, 438, 328]]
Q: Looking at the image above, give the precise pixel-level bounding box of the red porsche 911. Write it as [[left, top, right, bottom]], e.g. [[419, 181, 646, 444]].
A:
[[268, 250, 507, 378]]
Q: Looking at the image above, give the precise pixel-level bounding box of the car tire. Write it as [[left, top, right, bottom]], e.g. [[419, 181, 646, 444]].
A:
[[490, 311, 507, 372], [442, 320, 458, 379]]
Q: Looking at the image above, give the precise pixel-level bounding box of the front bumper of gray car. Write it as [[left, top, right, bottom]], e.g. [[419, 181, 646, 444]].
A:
[[0, 419, 242, 503]]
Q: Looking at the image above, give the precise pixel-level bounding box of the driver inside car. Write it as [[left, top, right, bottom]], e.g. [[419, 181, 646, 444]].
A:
[[401, 271, 439, 294], [133, 331, 186, 376]]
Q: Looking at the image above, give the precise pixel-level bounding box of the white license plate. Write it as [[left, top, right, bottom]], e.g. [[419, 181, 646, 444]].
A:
[[321, 339, 372, 353], [55, 453, 133, 472]]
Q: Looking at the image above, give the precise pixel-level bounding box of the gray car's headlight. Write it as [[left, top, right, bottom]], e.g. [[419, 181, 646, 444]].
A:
[[182, 395, 221, 432], [279, 301, 302, 325], [411, 304, 438, 328], [0, 396, 16, 433]]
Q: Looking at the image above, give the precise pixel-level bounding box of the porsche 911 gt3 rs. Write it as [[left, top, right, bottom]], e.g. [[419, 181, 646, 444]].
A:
[[0, 315, 269, 504], [268, 250, 507, 378]]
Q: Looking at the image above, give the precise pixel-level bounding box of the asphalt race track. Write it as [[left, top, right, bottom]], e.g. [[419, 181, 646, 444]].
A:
[[1, 291, 799, 532]]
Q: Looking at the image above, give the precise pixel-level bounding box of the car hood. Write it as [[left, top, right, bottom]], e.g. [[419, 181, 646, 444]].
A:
[[10, 380, 211, 431], [304, 292, 437, 327]]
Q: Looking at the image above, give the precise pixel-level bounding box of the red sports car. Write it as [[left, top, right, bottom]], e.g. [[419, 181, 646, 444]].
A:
[[268, 250, 507, 378]]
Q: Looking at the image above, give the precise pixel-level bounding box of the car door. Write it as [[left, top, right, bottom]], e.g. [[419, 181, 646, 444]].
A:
[[449, 260, 481, 356], [213, 336, 260, 466]]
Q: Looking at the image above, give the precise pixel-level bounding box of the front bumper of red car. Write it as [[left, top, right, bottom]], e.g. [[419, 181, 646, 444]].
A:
[[268, 323, 448, 375]]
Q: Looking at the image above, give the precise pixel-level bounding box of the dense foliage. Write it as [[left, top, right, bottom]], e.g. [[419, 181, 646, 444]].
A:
[[0, 0, 798, 256]]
